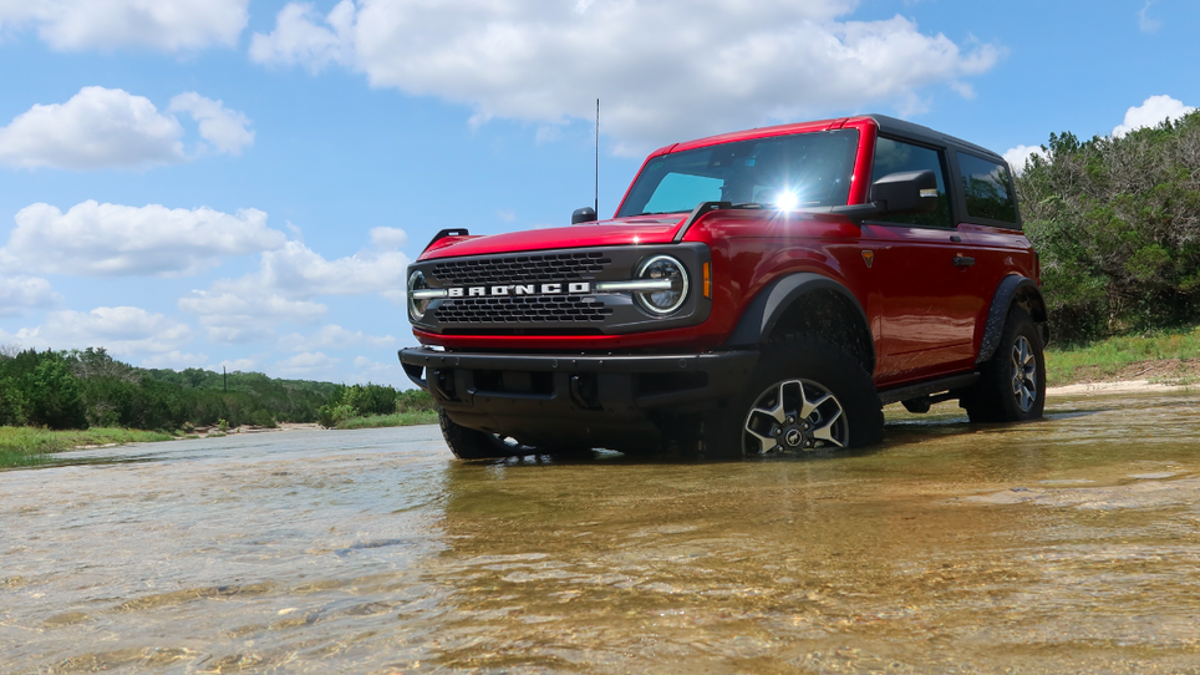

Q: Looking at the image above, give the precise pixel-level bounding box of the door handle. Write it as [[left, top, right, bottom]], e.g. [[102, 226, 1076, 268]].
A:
[[952, 256, 976, 268]]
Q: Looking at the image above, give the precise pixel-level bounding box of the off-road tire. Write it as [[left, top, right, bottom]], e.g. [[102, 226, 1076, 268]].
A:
[[438, 408, 591, 460], [961, 307, 1046, 423], [439, 408, 536, 460], [701, 333, 884, 459]]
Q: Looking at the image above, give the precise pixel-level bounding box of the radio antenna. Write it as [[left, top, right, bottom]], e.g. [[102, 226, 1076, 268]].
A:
[[594, 98, 599, 216]]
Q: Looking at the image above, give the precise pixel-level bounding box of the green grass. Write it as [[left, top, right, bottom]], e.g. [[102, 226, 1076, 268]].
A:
[[0, 427, 175, 469], [334, 410, 439, 430], [1046, 325, 1200, 385]]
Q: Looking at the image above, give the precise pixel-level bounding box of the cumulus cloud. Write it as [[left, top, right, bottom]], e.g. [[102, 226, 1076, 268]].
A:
[[278, 324, 396, 352], [1, 306, 193, 356], [169, 92, 255, 155], [211, 357, 259, 373], [232, 239, 412, 299], [180, 239, 411, 344], [1002, 144, 1048, 175], [0, 87, 183, 169], [0, 276, 61, 316], [248, 1, 355, 73], [0, 0, 248, 52], [0, 87, 254, 169], [178, 291, 327, 344], [369, 226, 408, 250], [1113, 95, 1196, 138], [2, 200, 285, 277], [141, 350, 208, 369], [347, 356, 402, 386], [250, 0, 1002, 154], [274, 351, 341, 378]]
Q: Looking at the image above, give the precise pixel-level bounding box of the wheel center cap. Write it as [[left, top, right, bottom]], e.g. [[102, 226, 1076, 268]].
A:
[[785, 428, 804, 447]]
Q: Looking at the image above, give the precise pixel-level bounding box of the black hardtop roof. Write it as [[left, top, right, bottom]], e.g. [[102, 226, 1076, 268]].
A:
[[866, 114, 1004, 163]]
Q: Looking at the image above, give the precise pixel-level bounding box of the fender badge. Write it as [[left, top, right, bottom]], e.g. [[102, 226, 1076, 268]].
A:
[[861, 250, 875, 268]]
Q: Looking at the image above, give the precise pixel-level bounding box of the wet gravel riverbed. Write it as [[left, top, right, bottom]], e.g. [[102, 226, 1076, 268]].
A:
[[3, 391, 1200, 673]]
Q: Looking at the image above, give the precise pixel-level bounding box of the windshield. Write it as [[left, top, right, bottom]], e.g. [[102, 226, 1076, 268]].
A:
[[615, 129, 859, 218]]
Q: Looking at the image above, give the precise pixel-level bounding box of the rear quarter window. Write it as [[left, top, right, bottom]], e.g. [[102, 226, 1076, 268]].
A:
[[957, 152, 1018, 224]]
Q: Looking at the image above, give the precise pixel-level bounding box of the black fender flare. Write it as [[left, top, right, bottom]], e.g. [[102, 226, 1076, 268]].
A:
[[725, 272, 875, 375], [977, 275, 1049, 364]]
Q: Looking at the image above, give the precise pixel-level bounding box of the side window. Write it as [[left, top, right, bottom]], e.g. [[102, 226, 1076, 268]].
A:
[[957, 152, 1017, 224], [871, 137, 951, 228]]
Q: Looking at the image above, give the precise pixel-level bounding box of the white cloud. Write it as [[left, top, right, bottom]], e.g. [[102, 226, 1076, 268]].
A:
[[210, 357, 259, 373], [251, 0, 1002, 154], [0, 276, 61, 316], [1139, 1, 1161, 33], [2, 306, 194, 356], [0, 0, 248, 52], [232, 239, 412, 299], [496, 209, 516, 222], [278, 324, 395, 352], [249, 0, 355, 73], [141, 350, 208, 369], [1002, 144, 1048, 175], [0, 87, 183, 169], [178, 291, 327, 344], [180, 239, 411, 344], [0, 87, 254, 169], [169, 92, 255, 155], [369, 226, 408, 250], [1113, 95, 1196, 138], [274, 351, 341, 378], [2, 200, 285, 277], [347, 356, 401, 386]]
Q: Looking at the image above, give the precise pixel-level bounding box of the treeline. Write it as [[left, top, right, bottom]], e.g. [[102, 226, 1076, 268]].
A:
[[0, 347, 433, 431], [1017, 111, 1200, 342]]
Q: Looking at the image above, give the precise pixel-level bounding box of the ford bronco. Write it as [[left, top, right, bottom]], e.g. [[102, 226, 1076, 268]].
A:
[[399, 115, 1048, 459]]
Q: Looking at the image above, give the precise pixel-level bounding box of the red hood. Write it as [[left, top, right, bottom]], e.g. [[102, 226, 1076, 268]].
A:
[[418, 216, 685, 260]]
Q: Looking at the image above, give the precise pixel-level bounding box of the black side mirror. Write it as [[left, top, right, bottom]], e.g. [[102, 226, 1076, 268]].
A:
[[869, 170, 938, 215], [572, 207, 597, 224]]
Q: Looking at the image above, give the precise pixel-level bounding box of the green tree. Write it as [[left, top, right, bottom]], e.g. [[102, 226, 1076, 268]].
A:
[[23, 357, 88, 429], [1017, 112, 1200, 341]]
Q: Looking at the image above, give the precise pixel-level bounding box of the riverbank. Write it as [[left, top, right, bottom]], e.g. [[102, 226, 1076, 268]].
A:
[[0, 427, 176, 468], [1045, 326, 1200, 387]]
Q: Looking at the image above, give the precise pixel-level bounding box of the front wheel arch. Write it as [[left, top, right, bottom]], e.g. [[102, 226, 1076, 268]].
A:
[[726, 273, 875, 377]]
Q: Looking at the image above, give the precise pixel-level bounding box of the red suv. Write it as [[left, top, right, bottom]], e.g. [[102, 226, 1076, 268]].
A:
[[399, 115, 1048, 459]]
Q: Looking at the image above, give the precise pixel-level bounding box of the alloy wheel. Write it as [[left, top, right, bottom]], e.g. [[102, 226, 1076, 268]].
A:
[[1010, 335, 1038, 412], [742, 379, 848, 454]]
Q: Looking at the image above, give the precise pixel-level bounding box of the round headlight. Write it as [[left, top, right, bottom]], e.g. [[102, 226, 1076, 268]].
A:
[[635, 255, 688, 315], [408, 270, 431, 320]]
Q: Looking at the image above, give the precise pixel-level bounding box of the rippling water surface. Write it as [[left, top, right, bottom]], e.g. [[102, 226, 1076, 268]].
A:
[[4, 392, 1200, 673]]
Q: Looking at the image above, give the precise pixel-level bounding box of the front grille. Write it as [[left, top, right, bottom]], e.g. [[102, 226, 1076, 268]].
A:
[[435, 296, 616, 324], [431, 251, 613, 286]]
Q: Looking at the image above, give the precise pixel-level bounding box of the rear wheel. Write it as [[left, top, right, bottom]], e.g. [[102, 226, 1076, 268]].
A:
[[702, 334, 884, 459], [961, 307, 1046, 423]]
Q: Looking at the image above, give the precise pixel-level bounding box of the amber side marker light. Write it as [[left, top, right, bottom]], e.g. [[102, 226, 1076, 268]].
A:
[[702, 262, 712, 298]]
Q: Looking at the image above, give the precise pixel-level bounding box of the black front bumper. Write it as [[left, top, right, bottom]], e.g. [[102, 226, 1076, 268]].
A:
[[398, 348, 759, 449]]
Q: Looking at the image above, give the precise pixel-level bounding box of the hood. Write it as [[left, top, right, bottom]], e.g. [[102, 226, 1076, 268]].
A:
[[418, 216, 686, 260]]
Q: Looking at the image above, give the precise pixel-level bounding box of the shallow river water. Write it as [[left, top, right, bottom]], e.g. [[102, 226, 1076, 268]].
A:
[[4, 391, 1200, 674]]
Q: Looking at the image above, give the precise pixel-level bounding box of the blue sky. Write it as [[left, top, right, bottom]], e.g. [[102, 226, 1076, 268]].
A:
[[1, 0, 1197, 386]]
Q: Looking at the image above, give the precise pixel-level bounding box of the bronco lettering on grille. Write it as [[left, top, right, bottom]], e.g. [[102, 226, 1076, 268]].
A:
[[447, 282, 592, 298]]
